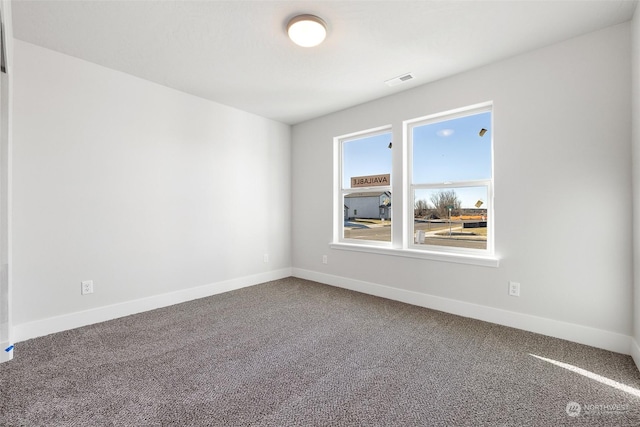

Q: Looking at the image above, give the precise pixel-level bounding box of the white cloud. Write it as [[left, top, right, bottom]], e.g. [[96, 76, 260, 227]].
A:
[[437, 129, 454, 137]]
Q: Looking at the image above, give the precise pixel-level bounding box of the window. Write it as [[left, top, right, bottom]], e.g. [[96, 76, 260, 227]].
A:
[[408, 104, 493, 255], [333, 103, 496, 266], [337, 127, 392, 244]]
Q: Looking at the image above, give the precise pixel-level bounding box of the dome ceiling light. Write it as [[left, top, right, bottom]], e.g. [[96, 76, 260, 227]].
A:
[[287, 14, 327, 47]]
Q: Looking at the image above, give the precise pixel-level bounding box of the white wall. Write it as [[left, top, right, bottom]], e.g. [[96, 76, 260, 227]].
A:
[[0, 0, 14, 362], [12, 41, 291, 338], [632, 5, 640, 366], [292, 23, 633, 353]]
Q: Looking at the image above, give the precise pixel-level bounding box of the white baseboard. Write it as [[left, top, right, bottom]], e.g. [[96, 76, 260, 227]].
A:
[[13, 267, 634, 357], [631, 338, 640, 370], [292, 268, 631, 355], [14, 268, 292, 343]]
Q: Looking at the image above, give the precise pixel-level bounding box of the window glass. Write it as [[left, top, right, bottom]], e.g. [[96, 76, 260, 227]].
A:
[[343, 133, 391, 189], [344, 192, 392, 242], [412, 112, 491, 183], [410, 106, 492, 253], [340, 130, 392, 244], [413, 186, 488, 250]]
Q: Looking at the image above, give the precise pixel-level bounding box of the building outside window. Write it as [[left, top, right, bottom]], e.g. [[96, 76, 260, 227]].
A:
[[337, 128, 392, 244]]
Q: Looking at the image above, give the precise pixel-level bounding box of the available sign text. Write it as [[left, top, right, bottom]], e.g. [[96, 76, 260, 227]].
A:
[[351, 174, 390, 188]]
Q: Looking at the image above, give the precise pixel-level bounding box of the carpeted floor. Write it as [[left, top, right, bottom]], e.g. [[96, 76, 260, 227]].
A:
[[1, 277, 640, 426]]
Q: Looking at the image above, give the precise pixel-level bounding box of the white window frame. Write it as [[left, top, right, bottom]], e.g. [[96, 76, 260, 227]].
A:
[[334, 125, 392, 247], [405, 102, 494, 257], [331, 103, 499, 267]]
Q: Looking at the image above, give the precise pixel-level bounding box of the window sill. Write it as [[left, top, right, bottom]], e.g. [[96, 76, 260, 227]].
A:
[[329, 242, 500, 267]]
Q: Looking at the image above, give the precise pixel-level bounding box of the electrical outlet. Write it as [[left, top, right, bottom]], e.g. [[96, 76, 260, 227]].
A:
[[322, 255, 328, 264], [263, 254, 269, 263], [508, 281, 520, 297], [81, 280, 94, 295]]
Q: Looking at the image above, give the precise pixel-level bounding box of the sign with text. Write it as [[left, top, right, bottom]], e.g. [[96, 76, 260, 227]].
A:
[[351, 174, 390, 188]]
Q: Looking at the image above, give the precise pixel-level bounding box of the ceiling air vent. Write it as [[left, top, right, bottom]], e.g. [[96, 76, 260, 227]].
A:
[[385, 72, 414, 87]]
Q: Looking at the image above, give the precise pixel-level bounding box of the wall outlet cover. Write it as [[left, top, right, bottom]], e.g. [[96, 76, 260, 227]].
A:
[[508, 281, 520, 297], [81, 280, 94, 295]]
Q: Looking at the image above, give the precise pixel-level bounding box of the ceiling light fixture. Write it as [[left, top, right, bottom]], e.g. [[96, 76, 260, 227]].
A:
[[287, 14, 327, 47]]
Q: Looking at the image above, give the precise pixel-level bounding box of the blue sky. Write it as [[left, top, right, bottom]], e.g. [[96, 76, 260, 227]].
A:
[[343, 111, 491, 209], [412, 111, 491, 208], [342, 132, 392, 189], [412, 111, 491, 183]]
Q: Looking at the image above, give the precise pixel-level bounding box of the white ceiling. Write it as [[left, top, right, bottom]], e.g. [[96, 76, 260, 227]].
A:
[[11, 0, 638, 125]]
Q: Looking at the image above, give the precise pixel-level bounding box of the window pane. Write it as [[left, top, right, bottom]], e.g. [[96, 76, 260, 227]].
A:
[[344, 192, 391, 242], [413, 111, 491, 183], [413, 187, 487, 250], [343, 132, 392, 189]]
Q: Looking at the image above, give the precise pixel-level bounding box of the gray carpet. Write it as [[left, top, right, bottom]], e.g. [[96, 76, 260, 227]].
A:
[[1, 277, 640, 426]]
